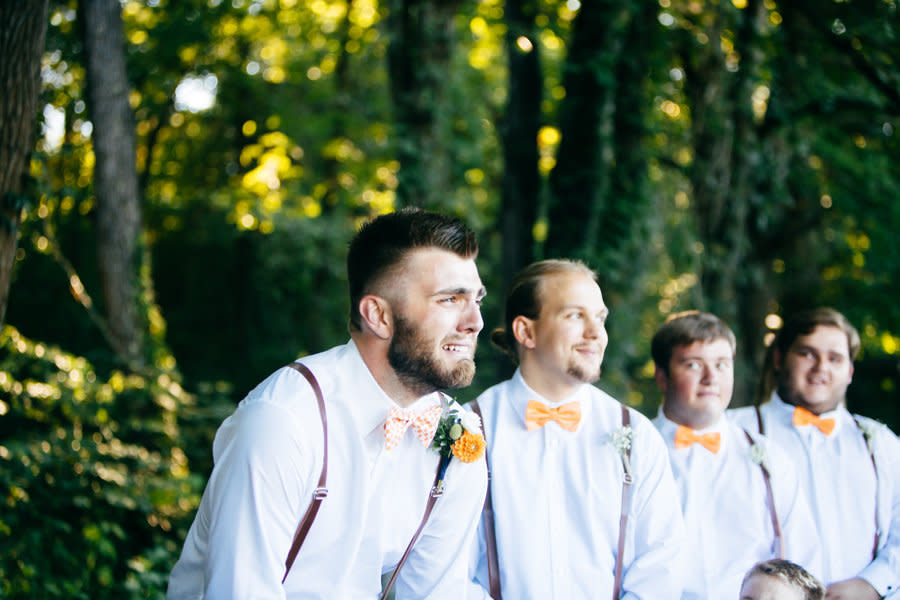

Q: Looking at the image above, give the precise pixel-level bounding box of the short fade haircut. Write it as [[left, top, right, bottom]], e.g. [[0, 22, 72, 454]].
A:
[[347, 207, 478, 331], [755, 306, 860, 404], [490, 259, 597, 364], [741, 559, 824, 600], [651, 311, 736, 375]]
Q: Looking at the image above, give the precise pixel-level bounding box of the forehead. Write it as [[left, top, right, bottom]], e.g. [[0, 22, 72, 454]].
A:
[[672, 338, 734, 359], [538, 272, 605, 314], [396, 247, 482, 289], [791, 325, 850, 355]]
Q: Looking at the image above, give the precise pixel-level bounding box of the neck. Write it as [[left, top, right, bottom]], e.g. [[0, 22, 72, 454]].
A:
[[352, 331, 431, 408]]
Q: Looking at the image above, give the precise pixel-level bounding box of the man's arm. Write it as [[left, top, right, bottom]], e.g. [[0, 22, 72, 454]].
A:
[[621, 419, 686, 600], [854, 422, 900, 599], [200, 372, 318, 598]]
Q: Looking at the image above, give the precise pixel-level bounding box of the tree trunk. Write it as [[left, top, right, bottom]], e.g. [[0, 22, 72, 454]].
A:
[[545, 1, 633, 260], [499, 0, 541, 285], [0, 0, 50, 329], [386, 0, 461, 209], [79, 0, 144, 366]]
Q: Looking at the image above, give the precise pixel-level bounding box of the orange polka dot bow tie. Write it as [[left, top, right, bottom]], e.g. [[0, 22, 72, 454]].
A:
[[383, 404, 443, 450], [792, 406, 836, 436], [674, 425, 722, 454], [524, 399, 582, 432]]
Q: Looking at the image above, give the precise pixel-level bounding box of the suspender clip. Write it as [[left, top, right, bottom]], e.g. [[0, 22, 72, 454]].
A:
[[312, 487, 328, 500]]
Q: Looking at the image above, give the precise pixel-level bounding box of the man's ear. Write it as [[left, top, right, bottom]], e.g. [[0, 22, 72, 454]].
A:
[[358, 295, 393, 340], [654, 365, 669, 393], [772, 348, 783, 372], [511, 315, 536, 349]]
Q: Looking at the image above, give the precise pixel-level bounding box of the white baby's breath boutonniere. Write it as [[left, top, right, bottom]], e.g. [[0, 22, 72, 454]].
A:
[[856, 419, 881, 454], [749, 441, 769, 471], [610, 425, 634, 481]]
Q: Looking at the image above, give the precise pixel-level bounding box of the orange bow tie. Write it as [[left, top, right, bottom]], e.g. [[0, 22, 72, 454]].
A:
[[792, 406, 836, 436], [525, 399, 582, 432], [674, 426, 722, 454], [383, 404, 443, 450]]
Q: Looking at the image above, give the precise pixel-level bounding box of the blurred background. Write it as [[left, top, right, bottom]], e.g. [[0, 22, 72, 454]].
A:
[[1, 0, 898, 596]]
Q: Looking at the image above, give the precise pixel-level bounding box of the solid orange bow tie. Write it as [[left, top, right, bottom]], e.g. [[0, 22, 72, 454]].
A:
[[383, 404, 443, 450], [792, 406, 836, 436], [525, 399, 582, 432], [674, 426, 722, 454]]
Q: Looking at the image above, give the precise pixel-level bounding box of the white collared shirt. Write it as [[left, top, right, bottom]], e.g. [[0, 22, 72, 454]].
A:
[[653, 412, 822, 599], [167, 341, 488, 599], [730, 393, 900, 598], [467, 370, 685, 599]]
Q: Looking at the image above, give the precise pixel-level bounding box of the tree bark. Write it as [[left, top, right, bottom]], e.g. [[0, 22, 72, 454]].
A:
[[79, 0, 144, 365], [0, 0, 50, 329], [499, 0, 541, 285], [386, 0, 461, 209]]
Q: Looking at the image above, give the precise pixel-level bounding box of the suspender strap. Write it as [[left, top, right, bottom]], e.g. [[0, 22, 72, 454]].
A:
[[470, 401, 502, 599], [613, 404, 632, 600], [380, 454, 450, 599], [283, 362, 328, 583], [853, 417, 881, 559], [742, 429, 784, 558]]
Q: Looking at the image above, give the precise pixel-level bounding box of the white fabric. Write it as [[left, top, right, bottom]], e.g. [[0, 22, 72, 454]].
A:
[[467, 370, 685, 600], [167, 340, 488, 599], [652, 412, 823, 599], [730, 393, 900, 598]]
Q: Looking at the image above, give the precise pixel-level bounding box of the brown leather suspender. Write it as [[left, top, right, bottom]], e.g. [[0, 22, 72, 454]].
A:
[[470, 401, 502, 599], [853, 417, 882, 560], [755, 404, 881, 559], [471, 401, 633, 600], [283, 362, 328, 583], [742, 429, 784, 558], [612, 404, 632, 600], [281, 362, 448, 597]]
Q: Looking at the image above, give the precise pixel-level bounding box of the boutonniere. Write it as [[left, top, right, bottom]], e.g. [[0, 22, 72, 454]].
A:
[[749, 441, 769, 471], [431, 402, 487, 464], [856, 419, 881, 454], [610, 425, 634, 481], [429, 401, 487, 496]]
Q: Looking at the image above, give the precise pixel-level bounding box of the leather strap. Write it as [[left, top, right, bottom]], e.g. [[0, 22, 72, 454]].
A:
[[852, 417, 881, 560], [283, 362, 328, 583], [470, 401, 501, 599], [613, 404, 632, 600], [742, 429, 784, 558], [380, 453, 450, 599]]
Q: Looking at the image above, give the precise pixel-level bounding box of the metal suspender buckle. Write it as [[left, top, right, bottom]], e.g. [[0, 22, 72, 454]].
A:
[[312, 487, 328, 500]]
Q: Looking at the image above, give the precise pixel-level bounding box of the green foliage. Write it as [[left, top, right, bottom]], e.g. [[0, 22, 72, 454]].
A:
[[0, 326, 208, 598]]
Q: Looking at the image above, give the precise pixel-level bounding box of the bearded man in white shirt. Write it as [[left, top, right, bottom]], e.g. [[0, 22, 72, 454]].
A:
[[729, 307, 900, 600], [650, 311, 821, 599], [167, 208, 489, 599], [467, 259, 685, 600]]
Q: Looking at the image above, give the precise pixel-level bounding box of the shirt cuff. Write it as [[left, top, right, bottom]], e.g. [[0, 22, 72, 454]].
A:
[[859, 558, 898, 597]]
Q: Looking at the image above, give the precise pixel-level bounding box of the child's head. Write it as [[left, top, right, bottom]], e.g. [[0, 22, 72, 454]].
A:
[[740, 559, 824, 600]]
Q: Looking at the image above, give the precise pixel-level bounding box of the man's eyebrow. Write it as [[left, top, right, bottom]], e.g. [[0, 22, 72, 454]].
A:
[[434, 286, 487, 298]]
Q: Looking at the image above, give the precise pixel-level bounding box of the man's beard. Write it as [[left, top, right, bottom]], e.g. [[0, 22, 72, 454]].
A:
[[567, 359, 601, 385], [388, 315, 476, 396]]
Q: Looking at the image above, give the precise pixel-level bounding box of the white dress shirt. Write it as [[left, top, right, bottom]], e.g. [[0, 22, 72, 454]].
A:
[[653, 412, 823, 599], [730, 393, 900, 598], [467, 370, 685, 600], [167, 340, 488, 599]]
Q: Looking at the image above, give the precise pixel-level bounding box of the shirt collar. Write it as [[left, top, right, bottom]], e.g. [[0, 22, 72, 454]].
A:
[[509, 368, 592, 429], [769, 390, 850, 434], [343, 340, 446, 439], [654, 408, 730, 450]]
